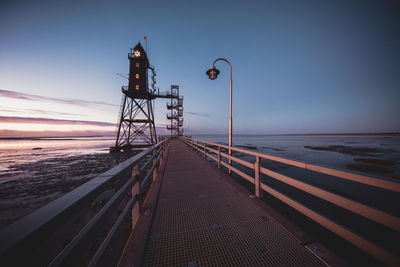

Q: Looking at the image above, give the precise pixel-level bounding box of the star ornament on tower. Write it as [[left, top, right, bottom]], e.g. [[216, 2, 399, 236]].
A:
[[134, 50, 141, 58]]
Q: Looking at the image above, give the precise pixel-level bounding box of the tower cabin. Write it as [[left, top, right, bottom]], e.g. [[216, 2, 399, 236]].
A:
[[126, 42, 150, 99]]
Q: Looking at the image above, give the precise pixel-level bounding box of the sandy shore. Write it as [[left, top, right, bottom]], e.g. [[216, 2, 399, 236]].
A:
[[0, 152, 136, 230]]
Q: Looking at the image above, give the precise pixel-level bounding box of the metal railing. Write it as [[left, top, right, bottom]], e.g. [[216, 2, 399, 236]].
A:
[[166, 102, 178, 109], [167, 124, 179, 130], [0, 138, 171, 266], [181, 136, 400, 266], [166, 113, 178, 120]]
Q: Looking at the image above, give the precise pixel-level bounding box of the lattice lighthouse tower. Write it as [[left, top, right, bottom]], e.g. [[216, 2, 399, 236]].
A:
[[111, 42, 157, 151]]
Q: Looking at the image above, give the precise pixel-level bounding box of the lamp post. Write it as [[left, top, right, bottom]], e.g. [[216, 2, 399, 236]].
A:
[[206, 58, 233, 174]]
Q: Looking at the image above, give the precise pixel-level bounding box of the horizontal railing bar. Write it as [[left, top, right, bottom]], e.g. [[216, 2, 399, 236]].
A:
[[220, 160, 255, 184], [140, 141, 166, 188], [303, 164, 400, 192], [187, 143, 196, 150], [206, 146, 218, 154], [49, 176, 136, 266], [259, 182, 400, 266], [207, 153, 217, 162], [183, 137, 400, 192], [184, 139, 254, 170], [186, 140, 197, 150], [181, 138, 193, 147], [141, 144, 167, 188], [156, 146, 165, 163], [220, 151, 254, 169], [88, 195, 137, 267], [140, 153, 156, 174], [141, 163, 156, 189], [260, 166, 400, 231], [197, 143, 206, 150]]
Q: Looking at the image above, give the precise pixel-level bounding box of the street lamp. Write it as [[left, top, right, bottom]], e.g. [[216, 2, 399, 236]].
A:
[[206, 58, 233, 174]]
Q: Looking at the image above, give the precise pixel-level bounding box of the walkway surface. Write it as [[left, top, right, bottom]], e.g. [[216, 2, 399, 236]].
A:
[[141, 140, 325, 266]]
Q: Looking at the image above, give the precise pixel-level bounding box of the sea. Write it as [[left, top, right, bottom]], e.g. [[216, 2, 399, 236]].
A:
[[192, 134, 400, 177], [0, 134, 399, 260], [2, 135, 399, 178]]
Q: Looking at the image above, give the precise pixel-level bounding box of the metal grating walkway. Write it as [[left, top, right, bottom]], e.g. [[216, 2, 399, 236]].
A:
[[142, 140, 326, 266]]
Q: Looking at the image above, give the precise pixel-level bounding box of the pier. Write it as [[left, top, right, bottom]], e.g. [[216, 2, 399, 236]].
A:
[[1, 138, 399, 266], [119, 140, 325, 266]]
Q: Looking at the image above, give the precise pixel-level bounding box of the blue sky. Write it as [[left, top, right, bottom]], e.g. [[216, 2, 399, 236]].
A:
[[0, 0, 399, 136]]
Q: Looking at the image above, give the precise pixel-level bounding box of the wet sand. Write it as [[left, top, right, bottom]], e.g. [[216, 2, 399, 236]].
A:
[[303, 145, 399, 178], [0, 152, 136, 229]]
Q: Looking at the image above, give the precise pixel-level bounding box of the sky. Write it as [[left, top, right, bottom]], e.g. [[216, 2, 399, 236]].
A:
[[0, 0, 399, 137]]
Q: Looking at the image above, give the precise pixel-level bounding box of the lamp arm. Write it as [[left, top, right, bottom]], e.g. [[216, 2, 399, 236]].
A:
[[211, 58, 232, 79]]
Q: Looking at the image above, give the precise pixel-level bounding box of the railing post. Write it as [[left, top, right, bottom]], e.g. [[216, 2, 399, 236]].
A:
[[163, 141, 168, 159], [218, 146, 221, 169], [228, 148, 232, 175], [132, 163, 141, 229], [196, 141, 199, 151], [204, 143, 207, 158], [254, 156, 261, 198], [152, 149, 158, 181], [159, 146, 163, 167]]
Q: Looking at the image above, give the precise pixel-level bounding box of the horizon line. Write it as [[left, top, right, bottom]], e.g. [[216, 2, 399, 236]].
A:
[[1, 131, 399, 140]]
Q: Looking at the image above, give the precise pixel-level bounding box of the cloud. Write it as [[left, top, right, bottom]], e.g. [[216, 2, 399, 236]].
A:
[[185, 111, 211, 117], [0, 129, 115, 138], [0, 89, 117, 108], [0, 116, 115, 126], [0, 107, 84, 117]]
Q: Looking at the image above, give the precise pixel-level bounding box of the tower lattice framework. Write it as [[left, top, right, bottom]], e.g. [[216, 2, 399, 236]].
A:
[[115, 95, 156, 148]]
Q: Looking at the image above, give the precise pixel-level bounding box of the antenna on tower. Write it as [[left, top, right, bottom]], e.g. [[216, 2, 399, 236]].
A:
[[144, 36, 148, 53]]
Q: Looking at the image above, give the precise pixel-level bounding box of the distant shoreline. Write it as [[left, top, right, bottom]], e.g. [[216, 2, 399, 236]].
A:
[[193, 132, 400, 136], [278, 132, 400, 136], [1, 132, 399, 140], [0, 135, 109, 140]]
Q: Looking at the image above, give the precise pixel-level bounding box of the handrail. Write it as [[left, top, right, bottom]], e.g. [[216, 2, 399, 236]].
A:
[[0, 137, 171, 266], [185, 137, 400, 192], [166, 102, 177, 108], [181, 136, 400, 266]]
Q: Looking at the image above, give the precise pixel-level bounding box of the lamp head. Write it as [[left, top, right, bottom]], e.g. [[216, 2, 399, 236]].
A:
[[206, 66, 220, 80]]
